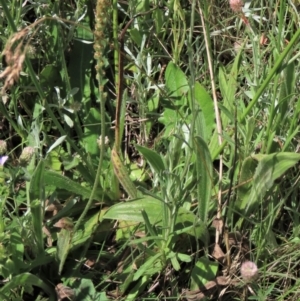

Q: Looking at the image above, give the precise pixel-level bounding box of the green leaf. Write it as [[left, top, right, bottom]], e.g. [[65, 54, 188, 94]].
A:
[[193, 82, 215, 143], [190, 256, 218, 290], [127, 275, 151, 301], [218, 50, 242, 127], [237, 156, 258, 204], [57, 229, 71, 275], [71, 212, 110, 250], [111, 147, 138, 199], [165, 61, 189, 104], [46, 150, 62, 171], [8, 232, 25, 273], [39, 65, 62, 91], [29, 159, 45, 203], [158, 108, 179, 137], [135, 145, 166, 174], [129, 28, 142, 46], [44, 170, 103, 200], [133, 252, 162, 281], [0, 273, 55, 301], [175, 207, 208, 243], [177, 252, 192, 262], [104, 197, 208, 242], [47, 135, 67, 154], [194, 136, 213, 222], [170, 252, 181, 271], [83, 108, 101, 156], [68, 27, 95, 105], [71, 278, 103, 301], [237, 152, 300, 215], [29, 160, 45, 254], [103, 196, 163, 224]]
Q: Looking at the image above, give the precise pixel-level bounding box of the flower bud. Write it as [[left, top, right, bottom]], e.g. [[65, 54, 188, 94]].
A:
[[0, 140, 7, 155], [19, 146, 35, 166]]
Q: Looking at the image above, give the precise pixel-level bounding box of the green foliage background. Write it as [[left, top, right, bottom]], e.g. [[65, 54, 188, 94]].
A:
[[0, 0, 300, 300]]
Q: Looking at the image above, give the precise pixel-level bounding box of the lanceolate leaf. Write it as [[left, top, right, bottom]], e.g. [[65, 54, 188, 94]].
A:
[[44, 170, 103, 200], [194, 136, 213, 223], [193, 82, 215, 144], [135, 145, 166, 175], [103, 197, 208, 241], [57, 229, 71, 275]]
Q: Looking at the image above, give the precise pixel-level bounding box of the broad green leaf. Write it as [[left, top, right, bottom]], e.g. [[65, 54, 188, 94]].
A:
[[71, 278, 102, 301], [190, 256, 218, 290], [44, 170, 103, 199], [175, 207, 208, 243], [0, 273, 55, 301], [165, 61, 188, 104], [104, 197, 208, 242], [129, 28, 142, 46], [177, 252, 192, 262], [194, 136, 213, 222], [9, 232, 25, 272], [46, 150, 62, 171], [40, 65, 62, 91], [193, 82, 215, 143], [237, 156, 258, 203], [158, 108, 180, 137], [159, 62, 189, 136], [83, 108, 101, 156], [170, 252, 181, 271], [153, 7, 164, 35], [103, 196, 163, 224], [71, 211, 111, 250], [237, 152, 300, 215], [135, 145, 166, 174], [68, 26, 95, 106], [63, 113, 74, 128]]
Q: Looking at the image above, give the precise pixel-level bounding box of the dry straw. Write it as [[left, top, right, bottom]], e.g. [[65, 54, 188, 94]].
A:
[[0, 29, 29, 95]]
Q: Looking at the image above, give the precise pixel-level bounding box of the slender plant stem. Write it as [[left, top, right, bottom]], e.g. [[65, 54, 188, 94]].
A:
[[73, 0, 109, 233], [199, 2, 223, 244], [113, 0, 120, 151]]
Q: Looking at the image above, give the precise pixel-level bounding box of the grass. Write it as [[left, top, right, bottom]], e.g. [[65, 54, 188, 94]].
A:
[[0, 0, 300, 300]]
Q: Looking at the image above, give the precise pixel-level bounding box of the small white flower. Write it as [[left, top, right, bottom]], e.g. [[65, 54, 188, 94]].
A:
[[240, 261, 258, 282]]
